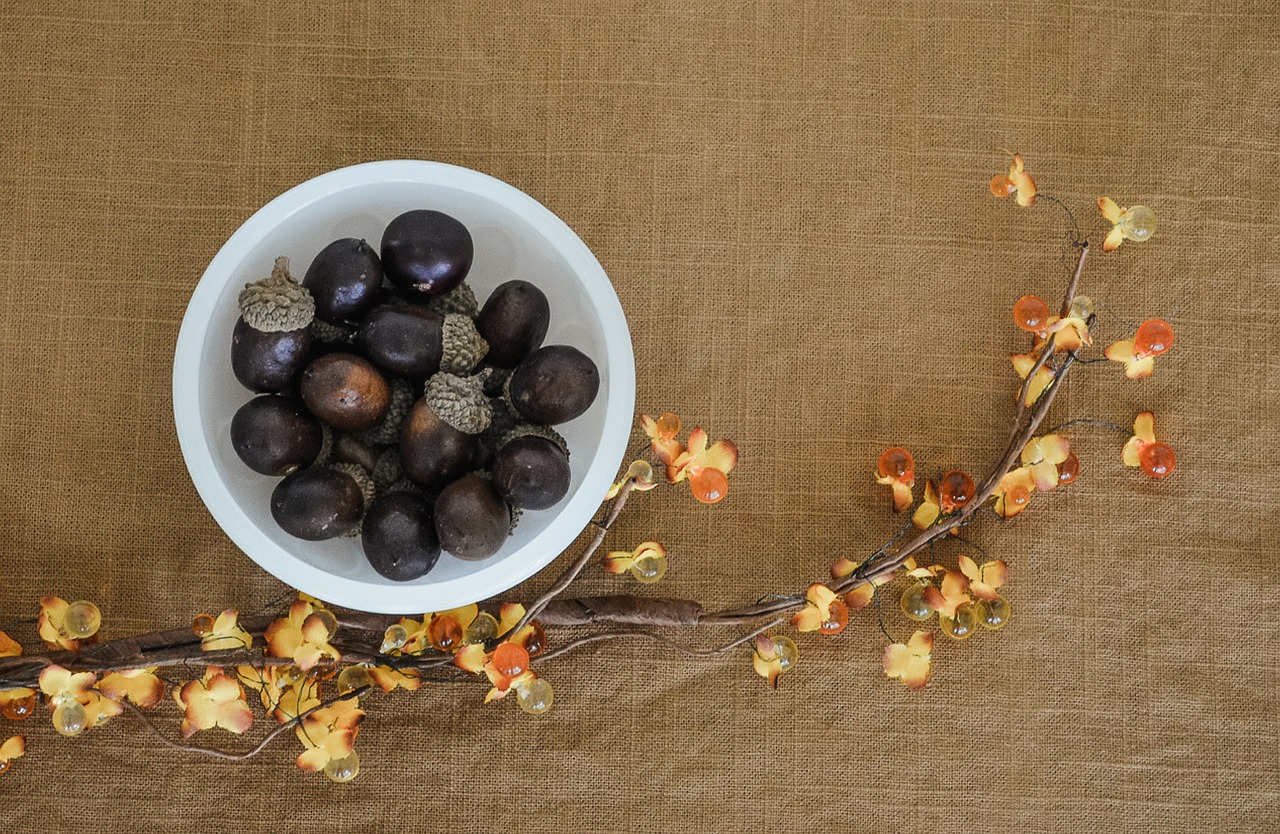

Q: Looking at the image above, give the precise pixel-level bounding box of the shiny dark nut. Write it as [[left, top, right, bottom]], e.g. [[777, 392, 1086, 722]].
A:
[[230, 317, 312, 393], [230, 395, 323, 476], [491, 435, 571, 510], [434, 474, 510, 561], [270, 467, 364, 541], [300, 353, 391, 432], [477, 280, 550, 369], [303, 238, 383, 324], [361, 492, 441, 581], [354, 303, 444, 381], [380, 209, 473, 297], [509, 345, 600, 425], [399, 398, 477, 489]]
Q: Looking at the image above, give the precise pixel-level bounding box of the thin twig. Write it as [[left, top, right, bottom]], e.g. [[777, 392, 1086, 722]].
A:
[[536, 618, 783, 663]]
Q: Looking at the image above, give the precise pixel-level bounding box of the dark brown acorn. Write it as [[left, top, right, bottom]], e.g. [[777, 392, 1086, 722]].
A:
[[303, 238, 383, 324], [355, 304, 444, 381], [331, 434, 379, 474], [434, 474, 510, 561], [230, 395, 323, 476], [508, 345, 600, 425], [492, 435, 571, 510], [398, 398, 476, 490], [300, 353, 391, 432], [477, 280, 550, 368], [381, 210, 473, 297], [231, 317, 313, 393], [361, 492, 441, 581], [270, 467, 364, 541]]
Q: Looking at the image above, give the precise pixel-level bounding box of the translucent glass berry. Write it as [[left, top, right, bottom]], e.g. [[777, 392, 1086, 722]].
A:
[[626, 459, 654, 484], [278, 666, 304, 685], [938, 470, 976, 512], [939, 604, 978, 640], [1068, 295, 1095, 321], [655, 412, 681, 436], [336, 665, 374, 695], [772, 635, 799, 671], [978, 595, 1011, 630], [1118, 205, 1157, 242], [689, 467, 728, 504], [380, 624, 408, 653], [62, 601, 101, 640], [523, 621, 548, 658], [428, 615, 463, 652], [1, 692, 36, 720], [191, 614, 215, 637], [819, 599, 850, 635], [877, 447, 914, 481], [1006, 484, 1031, 509], [52, 701, 87, 737], [1057, 452, 1080, 485], [464, 612, 499, 645], [517, 677, 555, 715], [491, 641, 530, 678], [312, 608, 339, 640], [989, 175, 1015, 197], [324, 750, 360, 783], [630, 552, 668, 584], [1013, 295, 1051, 332], [1134, 318, 1174, 357], [900, 582, 932, 621], [1139, 442, 1176, 479]]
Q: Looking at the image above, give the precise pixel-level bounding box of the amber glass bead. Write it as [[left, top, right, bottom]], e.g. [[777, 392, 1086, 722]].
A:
[[1134, 318, 1174, 357], [1012, 295, 1051, 332], [492, 641, 530, 677], [819, 599, 850, 635], [427, 615, 463, 652], [938, 470, 976, 512], [989, 175, 1015, 197], [877, 447, 914, 481], [191, 614, 215, 637], [1139, 442, 1176, 479], [900, 582, 932, 621], [689, 467, 728, 504], [1, 693, 36, 720], [1057, 452, 1080, 485]]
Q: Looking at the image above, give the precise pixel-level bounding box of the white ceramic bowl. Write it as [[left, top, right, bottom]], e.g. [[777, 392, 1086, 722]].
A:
[[174, 161, 634, 614]]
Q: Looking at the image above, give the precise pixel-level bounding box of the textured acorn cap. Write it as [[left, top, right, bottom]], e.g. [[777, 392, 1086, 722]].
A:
[[427, 281, 479, 318], [385, 478, 427, 498], [440, 314, 489, 375], [499, 423, 570, 458], [424, 371, 493, 436], [310, 318, 354, 344], [371, 446, 403, 489], [238, 257, 316, 332], [356, 377, 415, 446], [325, 463, 374, 537]]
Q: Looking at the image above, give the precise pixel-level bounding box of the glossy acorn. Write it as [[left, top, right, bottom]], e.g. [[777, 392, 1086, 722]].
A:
[[300, 353, 391, 432], [270, 467, 364, 541], [303, 238, 383, 324], [361, 492, 441, 581], [355, 303, 445, 381], [508, 345, 600, 425], [434, 474, 511, 561], [381, 209, 473, 297], [399, 372, 492, 489], [492, 434, 571, 510], [477, 280, 550, 368], [230, 395, 324, 476], [231, 317, 313, 393]]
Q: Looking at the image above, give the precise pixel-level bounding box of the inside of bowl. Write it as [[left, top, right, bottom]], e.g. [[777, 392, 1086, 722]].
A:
[[197, 179, 611, 587]]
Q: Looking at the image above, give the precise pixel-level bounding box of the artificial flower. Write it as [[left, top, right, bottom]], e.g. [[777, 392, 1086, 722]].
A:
[[97, 668, 164, 708], [265, 599, 340, 672], [922, 569, 972, 620], [1097, 197, 1157, 252], [992, 466, 1035, 519], [883, 631, 933, 689], [0, 736, 25, 774], [0, 633, 34, 716], [1020, 433, 1071, 492], [295, 697, 364, 773], [751, 633, 797, 689], [957, 555, 1008, 602], [790, 583, 849, 635], [831, 557, 892, 610], [37, 596, 81, 651], [1104, 319, 1174, 380], [174, 667, 254, 738], [602, 541, 667, 575], [912, 480, 941, 529], [990, 153, 1037, 207], [200, 609, 253, 652], [604, 459, 660, 499], [1010, 352, 1055, 406], [874, 446, 916, 513]]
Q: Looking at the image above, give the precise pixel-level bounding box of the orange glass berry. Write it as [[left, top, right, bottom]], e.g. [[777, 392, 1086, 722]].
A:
[[689, 467, 728, 504], [990, 175, 1015, 197], [819, 599, 850, 635], [1013, 295, 1051, 332], [1, 693, 36, 720], [522, 621, 547, 658], [1139, 442, 1176, 479], [427, 615, 463, 652], [655, 412, 681, 437], [1006, 484, 1030, 508], [191, 614, 215, 637], [938, 470, 976, 512], [877, 447, 914, 481], [1134, 318, 1174, 357], [491, 641, 530, 677], [1057, 452, 1080, 485]]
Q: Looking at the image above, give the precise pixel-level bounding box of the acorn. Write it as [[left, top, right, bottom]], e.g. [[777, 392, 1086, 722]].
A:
[[329, 461, 377, 532], [270, 467, 364, 541], [434, 474, 510, 561], [300, 353, 391, 432], [230, 257, 315, 392], [229, 395, 323, 476], [331, 435, 379, 474], [355, 304, 444, 380], [399, 372, 491, 489], [477, 280, 550, 368], [303, 238, 383, 324], [491, 425, 571, 510], [381, 210, 473, 297], [425, 281, 479, 318], [361, 492, 441, 581], [508, 345, 600, 425]]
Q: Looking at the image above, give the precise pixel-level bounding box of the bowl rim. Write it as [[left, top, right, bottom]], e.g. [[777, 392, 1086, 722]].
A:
[[173, 160, 635, 614]]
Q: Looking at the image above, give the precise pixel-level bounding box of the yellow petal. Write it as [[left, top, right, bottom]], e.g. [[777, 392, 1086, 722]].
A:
[[805, 583, 838, 611], [699, 439, 738, 475], [1039, 434, 1070, 464], [1125, 356, 1156, 379], [454, 644, 488, 674], [1097, 196, 1124, 224], [97, 668, 164, 708], [685, 427, 708, 458], [790, 607, 825, 633], [891, 480, 914, 513], [295, 745, 329, 773], [912, 500, 940, 529], [982, 560, 1009, 590], [907, 630, 934, 655], [1024, 368, 1054, 406], [884, 637, 932, 688], [958, 555, 980, 583], [1133, 412, 1156, 442], [1103, 224, 1125, 252], [496, 603, 525, 637], [844, 582, 875, 611], [1122, 436, 1144, 467], [0, 631, 20, 658], [368, 665, 421, 693], [1029, 459, 1059, 492], [1010, 352, 1037, 379], [1104, 339, 1136, 363], [752, 652, 782, 688], [602, 553, 634, 574], [0, 735, 25, 762], [830, 557, 858, 580]]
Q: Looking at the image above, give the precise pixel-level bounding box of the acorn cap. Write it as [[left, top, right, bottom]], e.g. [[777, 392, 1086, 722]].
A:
[[499, 423, 570, 458], [238, 257, 316, 333], [371, 446, 403, 489], [310, 318, 354, 344], [385, 478, 428, 499], [356, 377, 415, 446], [440, 314, 489, 375], [424, 371, 493, 436], [427, 281, 480, 318]]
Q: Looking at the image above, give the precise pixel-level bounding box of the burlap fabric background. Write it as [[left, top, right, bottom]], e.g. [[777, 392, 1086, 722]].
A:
[[1, 1, 1275, 831]]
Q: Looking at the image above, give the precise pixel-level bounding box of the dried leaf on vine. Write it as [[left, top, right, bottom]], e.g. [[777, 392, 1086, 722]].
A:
[[368, 664, 422, 693]]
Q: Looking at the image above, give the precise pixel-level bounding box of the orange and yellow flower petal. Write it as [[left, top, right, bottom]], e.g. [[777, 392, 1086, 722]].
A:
[[0, 631, 20, 658], [1124, 355, 1156, 379], [202, 609, 253, 652], [97, 668, 164, 708], [1103, 224, 1125, 252], [37, 597, 79, 651], [0, 735, 25, 769], [1105, 339, 1136, 364], [1010, 154, 1037, 207], [883, 631, 933, 689], [1097, 196, 1123, 224], [1133, 412, 1155, 442], [368, 664, 421, 693]]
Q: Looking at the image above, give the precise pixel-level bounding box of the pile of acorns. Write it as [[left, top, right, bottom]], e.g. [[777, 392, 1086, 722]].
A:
[[228, 209, 599, 581]]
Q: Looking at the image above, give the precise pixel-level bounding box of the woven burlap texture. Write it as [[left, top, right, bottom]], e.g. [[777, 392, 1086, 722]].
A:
[[0, 1, 1275, 831]]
